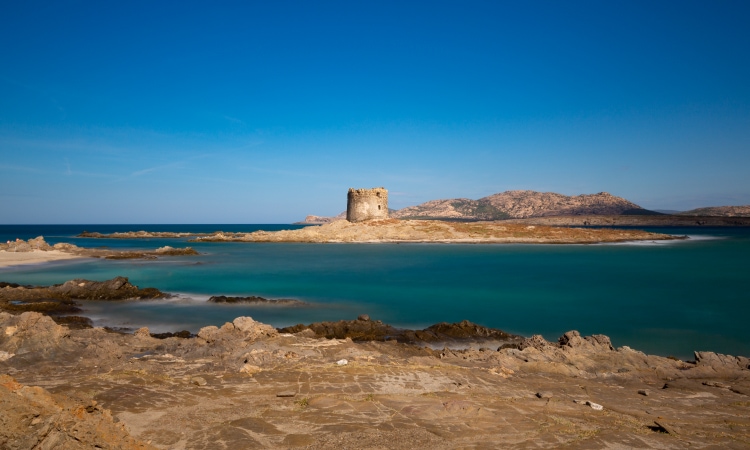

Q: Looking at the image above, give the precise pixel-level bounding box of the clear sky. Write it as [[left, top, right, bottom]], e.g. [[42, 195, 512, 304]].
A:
[[1, 1, 749, 223]]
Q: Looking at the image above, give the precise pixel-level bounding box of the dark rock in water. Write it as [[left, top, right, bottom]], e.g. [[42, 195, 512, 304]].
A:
[[278, 317, 522, 344], [150, 330, 193, 339], [0, 277, 170, 328], [50, 315, 93, 329], [0, 277, 169, 302], [1, 298, 82, 315], [279, 318, 402, 342], [207, 295, 305, 306], [0, 282, 35, 289], [423, 320, 515, 340], [104, 246, 199, 259]]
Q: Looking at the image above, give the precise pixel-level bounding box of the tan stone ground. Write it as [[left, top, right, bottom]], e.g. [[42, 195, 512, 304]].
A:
[[2, 312, 749, 449]]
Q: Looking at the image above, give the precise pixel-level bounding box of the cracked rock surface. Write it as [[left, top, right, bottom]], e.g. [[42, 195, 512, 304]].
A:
[[2, 312, 749, 449]]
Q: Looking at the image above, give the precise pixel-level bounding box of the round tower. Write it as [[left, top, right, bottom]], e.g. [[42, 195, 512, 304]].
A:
[[346, 187, 388, 222]]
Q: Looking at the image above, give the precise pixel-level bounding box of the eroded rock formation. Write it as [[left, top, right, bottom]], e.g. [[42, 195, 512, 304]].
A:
[[1, 311, 749, 448]]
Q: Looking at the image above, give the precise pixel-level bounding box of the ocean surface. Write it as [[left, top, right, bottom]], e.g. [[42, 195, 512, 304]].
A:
[[1, 224, 749, 359]]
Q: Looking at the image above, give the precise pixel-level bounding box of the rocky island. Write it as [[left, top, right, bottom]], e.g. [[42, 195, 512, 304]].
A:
[[300, 190, 750, 226], [73, 220, 682, 245], [0, 237, 198, 268]]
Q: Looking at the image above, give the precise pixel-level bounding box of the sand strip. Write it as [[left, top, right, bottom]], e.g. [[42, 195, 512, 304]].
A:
[[0, 250, 84, 268]]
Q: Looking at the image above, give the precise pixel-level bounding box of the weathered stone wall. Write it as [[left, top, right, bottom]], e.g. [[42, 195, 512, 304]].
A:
[[347, 187, 388, 222]]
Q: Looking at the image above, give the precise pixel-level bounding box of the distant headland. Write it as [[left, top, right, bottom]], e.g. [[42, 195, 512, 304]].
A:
[[297, 189, 750, 226]]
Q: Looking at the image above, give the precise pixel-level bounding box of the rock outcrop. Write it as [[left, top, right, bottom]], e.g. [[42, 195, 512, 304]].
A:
[[1, 312, 749, 448], [0, 277, 169, 328], [296, 212, 347, 224], [0, 236, 198, 260], [279, 317, 522, 344], [0, 374, 153, 449], [0, 277, 168, 302]]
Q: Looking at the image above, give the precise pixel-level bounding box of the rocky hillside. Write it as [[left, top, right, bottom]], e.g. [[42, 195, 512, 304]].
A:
[[388, 198, 506, 220], [392, 190, 649, 220], [297, 212, 346, 224], [678, 205, 750, 217]]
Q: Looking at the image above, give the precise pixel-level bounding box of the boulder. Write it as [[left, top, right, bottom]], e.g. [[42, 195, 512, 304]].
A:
[[695, 351, 750, 371], [0, 374, 150, 448], [0, 312, 70, 356], [233, 316, 278, 340], [134, 327, 152, 338], [197, 326, 221, 343], [518, 335, 551, 351]]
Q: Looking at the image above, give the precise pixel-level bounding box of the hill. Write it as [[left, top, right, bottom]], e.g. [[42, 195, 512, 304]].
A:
[[392, 190, 652, 220], [677, 206, 750, 217]]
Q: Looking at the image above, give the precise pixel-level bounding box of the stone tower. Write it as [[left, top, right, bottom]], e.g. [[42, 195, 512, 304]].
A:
[[346, 187, 388, 222]]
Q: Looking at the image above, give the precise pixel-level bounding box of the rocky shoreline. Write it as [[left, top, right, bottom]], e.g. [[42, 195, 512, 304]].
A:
[[0, 277, 307, 331], [0, 277, 170, 329], [0, 237, 198, 268], [75, 219, 683, 244], [0, 277, 523, 347], [2, 307, 749, 448], [1, 277, 749, 447]]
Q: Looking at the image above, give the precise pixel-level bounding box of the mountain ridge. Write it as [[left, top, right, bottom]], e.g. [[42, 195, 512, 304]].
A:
[[677, 205, 750, 217], [298, 190, 656, 223], [392, 190, 647, 220]]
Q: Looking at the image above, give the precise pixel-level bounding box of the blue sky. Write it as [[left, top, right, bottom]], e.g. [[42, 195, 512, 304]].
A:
[[1, 1, 749, 223]]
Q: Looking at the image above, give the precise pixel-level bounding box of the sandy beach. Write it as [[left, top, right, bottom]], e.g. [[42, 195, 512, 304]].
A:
[[0, 250, 84, 268]]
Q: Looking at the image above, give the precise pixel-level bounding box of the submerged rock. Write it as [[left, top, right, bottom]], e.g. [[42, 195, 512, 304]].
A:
[[207, 295, 305, 306]]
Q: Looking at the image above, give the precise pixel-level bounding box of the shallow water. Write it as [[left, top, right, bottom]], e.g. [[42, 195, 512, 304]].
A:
[[2, 225, 749, 359]]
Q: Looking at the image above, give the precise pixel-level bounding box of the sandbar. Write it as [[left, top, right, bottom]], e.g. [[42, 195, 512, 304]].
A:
[[0, 250, 84, 268]]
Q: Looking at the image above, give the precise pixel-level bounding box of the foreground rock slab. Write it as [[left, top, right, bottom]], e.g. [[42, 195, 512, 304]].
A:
[[2, 312, 749, 449]]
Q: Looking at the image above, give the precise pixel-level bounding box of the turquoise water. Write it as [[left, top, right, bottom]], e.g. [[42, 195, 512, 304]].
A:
[[1, 225, 749, 359]]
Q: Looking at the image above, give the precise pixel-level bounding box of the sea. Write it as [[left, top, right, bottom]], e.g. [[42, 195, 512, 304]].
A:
[[1, 224, 749, 360]]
